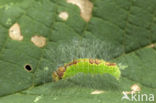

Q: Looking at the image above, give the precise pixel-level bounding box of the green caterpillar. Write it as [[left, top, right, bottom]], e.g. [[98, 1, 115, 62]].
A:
[[52, 58, 121, 81]]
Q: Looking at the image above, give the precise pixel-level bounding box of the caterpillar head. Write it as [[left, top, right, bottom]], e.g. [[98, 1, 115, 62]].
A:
[[52, 67, 65, 82], [52, 60, 79, 82], [52, 71, 59, 82]]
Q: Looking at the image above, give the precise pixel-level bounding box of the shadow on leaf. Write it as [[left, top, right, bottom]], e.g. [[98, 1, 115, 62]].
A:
[[52, 73, 120, 90]]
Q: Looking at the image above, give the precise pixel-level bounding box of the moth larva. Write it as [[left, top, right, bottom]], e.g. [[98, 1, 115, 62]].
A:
[[52, 58, 121, 81]]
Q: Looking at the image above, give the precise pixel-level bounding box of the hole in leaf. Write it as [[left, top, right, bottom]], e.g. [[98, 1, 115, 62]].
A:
[[59, 11, 69, 21], [9, 23, 23, 41], [66, 0, 93, 22], [31, 35, 46, 48], [24, 64, 32, 72]]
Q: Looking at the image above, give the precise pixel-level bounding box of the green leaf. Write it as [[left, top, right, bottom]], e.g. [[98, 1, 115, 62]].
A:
[[0, 0, 156, 103]]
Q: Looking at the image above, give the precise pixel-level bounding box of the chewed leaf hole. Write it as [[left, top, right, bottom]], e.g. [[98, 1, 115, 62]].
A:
[[59, 11, 69, 21], [24, 64, 32, 72]]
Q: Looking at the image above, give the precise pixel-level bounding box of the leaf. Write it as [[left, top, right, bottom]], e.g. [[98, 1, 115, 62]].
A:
[[0, 0, 156, 103]]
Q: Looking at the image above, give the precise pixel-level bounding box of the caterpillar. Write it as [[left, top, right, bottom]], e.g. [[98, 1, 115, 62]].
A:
[[52, 58, 121, 81]]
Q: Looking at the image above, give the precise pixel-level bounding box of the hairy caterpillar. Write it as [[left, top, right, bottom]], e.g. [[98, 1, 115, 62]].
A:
[[52, 58, 121, 81]]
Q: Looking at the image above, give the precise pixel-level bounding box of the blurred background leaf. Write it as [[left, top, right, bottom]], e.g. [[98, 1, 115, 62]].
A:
[[0, 0, 156, 103]]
